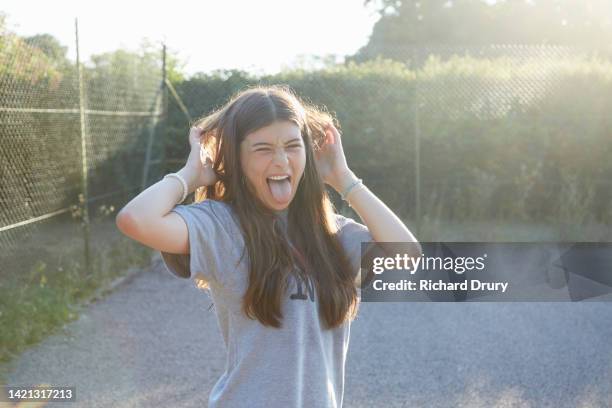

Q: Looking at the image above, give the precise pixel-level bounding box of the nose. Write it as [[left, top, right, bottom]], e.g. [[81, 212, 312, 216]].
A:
[[272, 147, 289, 165]]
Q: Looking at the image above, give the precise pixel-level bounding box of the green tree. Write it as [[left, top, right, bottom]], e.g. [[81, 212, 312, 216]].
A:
[[23, 33, 69, 62], [354, 0, 612, 62]]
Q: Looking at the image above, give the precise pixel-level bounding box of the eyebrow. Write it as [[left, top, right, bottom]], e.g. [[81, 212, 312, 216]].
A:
[[251, 137, 302, 148]]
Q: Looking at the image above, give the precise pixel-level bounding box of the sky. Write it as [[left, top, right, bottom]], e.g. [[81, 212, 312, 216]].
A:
[[1, 0, 380, 77]]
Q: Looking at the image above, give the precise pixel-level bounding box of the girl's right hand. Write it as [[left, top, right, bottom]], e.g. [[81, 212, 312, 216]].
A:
[[180, 126, 218, 191]]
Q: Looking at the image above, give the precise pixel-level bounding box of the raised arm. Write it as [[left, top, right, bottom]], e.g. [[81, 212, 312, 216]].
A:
[[316, 124, 422, 258], [336, 172, 420, 246], [115, 127, 217, 254]]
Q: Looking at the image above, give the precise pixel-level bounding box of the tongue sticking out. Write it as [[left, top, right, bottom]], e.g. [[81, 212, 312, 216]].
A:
[[267, 178, 292, 203]]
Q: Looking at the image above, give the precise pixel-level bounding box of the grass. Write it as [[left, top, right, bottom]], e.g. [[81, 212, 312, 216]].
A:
[[0, 217, 154, 384]]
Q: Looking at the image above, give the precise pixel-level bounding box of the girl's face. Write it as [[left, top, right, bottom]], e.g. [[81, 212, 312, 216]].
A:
[[240, 121, 306, 211]]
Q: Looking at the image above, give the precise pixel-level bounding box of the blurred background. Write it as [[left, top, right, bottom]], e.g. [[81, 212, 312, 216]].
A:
[[1, 0, 611, 398]]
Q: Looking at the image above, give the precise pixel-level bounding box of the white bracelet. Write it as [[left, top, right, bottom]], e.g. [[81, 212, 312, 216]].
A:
[[340, 178, 363, 201], [163, 173, 188, 203], [345, 183, 366, 206]]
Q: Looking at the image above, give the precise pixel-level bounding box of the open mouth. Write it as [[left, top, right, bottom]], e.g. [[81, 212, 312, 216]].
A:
[[266, 175, 292, 203]]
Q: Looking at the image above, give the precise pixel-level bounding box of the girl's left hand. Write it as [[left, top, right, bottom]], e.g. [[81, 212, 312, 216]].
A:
[[314, 124, 353, 191]]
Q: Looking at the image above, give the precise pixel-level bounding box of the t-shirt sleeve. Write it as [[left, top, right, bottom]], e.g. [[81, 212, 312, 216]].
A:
[[334, 213, 382, 288], [159, 200, 233, 283]]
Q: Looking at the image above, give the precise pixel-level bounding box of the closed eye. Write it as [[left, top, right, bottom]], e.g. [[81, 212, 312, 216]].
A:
[[255, 144, 302, 152]]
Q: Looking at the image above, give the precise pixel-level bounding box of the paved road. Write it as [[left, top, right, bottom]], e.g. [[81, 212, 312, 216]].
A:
[[4, 257, 612, 407]]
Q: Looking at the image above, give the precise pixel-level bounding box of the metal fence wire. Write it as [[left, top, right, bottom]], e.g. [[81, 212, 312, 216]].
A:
[[0, 19, 167, 281], [162, 43, 612, 237], [2, 23, 612, 283]]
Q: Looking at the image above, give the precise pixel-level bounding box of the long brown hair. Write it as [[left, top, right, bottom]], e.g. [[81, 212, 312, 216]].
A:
[[191, 85, 358, 330]]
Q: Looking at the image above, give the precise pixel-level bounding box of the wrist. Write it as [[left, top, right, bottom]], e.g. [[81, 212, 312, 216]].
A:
[[332, 170, 358, 193], [176, 167, 199, 194]]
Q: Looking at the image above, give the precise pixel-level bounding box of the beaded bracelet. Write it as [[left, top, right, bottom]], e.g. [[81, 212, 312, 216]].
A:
[[340, 178, 363, 201], [163, 173, 188, 203], [345, 183, 367, 207]]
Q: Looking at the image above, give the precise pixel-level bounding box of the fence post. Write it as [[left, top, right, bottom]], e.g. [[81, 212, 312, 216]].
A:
[[141, 44, 165, 190], [162, 43, 168, 121], [75, 18, 91, 274], [413, 46, 421, 238], [161, 43, 168, 175]]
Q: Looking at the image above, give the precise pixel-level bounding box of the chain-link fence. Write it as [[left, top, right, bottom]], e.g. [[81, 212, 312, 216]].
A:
[[0, 19, 167, 291], [162, 44, 612, 242], [3, 32, 611, 290], [2, 22, 612, 365], [383, 44, 612, 240]]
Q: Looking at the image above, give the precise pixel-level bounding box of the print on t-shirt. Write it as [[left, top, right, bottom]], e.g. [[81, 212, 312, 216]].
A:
[[289, 272, 315, 302]]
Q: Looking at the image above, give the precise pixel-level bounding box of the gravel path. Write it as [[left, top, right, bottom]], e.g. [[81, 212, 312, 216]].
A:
[[4, 257, 612, 407]]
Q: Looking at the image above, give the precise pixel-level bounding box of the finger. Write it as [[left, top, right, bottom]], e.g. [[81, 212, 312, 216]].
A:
[[327, 125, 343, 144], [190, 126, 204, 140], [330, 125, 342, 143], [324, 127, 335, 145]]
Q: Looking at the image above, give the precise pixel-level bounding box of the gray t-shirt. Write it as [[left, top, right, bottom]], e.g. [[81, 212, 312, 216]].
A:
[[160, 199, 375, 408]]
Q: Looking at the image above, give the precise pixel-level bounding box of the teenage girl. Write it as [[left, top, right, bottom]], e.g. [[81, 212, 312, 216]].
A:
[[116, 85, 421, 408]]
